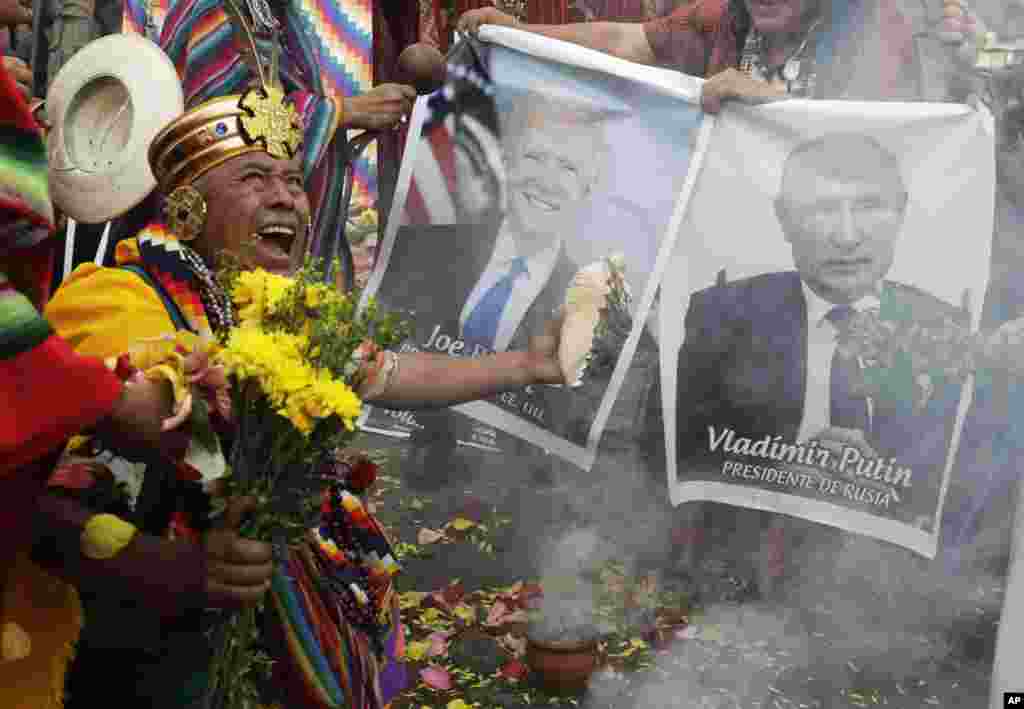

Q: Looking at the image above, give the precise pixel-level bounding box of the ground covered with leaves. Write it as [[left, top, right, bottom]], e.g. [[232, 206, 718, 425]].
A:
[[355, 437, 1002, 709]]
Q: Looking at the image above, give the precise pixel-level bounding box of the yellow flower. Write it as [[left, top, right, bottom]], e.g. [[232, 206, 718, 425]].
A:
[[279, 383, 334, 436], [233, 269, 295, 325], [218, 328, 308, 398], [233, 270, 268, 324], [280, 398, 314, 435], [267, 356, 314, 403], [304, 283, 330, 309], [122, 332, 218, 409], [310, 374, 362, 429], [264, 274, 292, 315]]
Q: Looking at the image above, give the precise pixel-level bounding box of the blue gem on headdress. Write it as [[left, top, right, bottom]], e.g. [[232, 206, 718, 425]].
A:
[[215, 122, 228, 136]]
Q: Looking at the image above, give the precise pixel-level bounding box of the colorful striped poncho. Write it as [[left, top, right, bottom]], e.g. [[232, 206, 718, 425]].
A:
[[0, 60, 124, 709], [0, 57, 123, 479]]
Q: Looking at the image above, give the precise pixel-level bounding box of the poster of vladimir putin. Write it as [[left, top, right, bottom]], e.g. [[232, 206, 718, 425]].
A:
[[659, 101, 995, 558], [363, 31, 706, 472]]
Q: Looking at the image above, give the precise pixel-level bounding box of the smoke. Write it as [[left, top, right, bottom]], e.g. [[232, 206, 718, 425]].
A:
[[531, 527, 614, 643], [526, 380, 1009, 707], [575, 521, 1003, 708]]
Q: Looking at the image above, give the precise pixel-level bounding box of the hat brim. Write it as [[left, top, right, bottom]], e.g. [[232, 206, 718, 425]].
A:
[[47, 33, 184, 224]]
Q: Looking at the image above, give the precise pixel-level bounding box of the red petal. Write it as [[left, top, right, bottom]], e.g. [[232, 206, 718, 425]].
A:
[[498, 659, 529, 680], [47, 463, 97, 490], [441, 581, 465, 606], [419, 665, 452, 690]]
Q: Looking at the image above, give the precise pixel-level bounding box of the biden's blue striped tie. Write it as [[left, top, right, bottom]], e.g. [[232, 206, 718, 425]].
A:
[[462, 257, 528, 351]]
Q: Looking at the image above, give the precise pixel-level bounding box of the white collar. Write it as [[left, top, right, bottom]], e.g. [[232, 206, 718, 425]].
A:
[[490, 224, 562, 274], [801, 280, 882, 326]]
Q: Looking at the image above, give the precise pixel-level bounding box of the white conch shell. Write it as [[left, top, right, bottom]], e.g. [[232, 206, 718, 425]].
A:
[[559, 256, 621, 387]]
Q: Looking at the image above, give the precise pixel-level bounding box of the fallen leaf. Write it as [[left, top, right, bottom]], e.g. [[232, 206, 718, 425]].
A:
[[676, 626, 697, 640], [441, 581, 466, 606], [485, 601, 529, 627], [427, 631, 451, 657], [417, 607, 445, 626], [485, 600, 509, 627], [499, 633, 527, 658], [447, 700, 473, 709], [497, 658, 529, 681], [453, 603, 476, 624], [429, 581, 465, 613], [405, 640, 430, 661], [420, 664, 452, 690], [399, 591, 427, 610], [448, 516, 476, 532], [602, 572, 627, 595], [517, 583, 544, 610], [498, 582, 537, 610], [417, 528, 446, 545]]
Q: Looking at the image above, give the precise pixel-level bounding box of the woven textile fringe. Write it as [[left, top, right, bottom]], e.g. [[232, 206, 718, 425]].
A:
[[268, 541, 398, 709]]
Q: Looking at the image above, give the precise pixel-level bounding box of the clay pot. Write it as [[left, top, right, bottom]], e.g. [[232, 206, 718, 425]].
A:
[[526, 636, 598, 695]]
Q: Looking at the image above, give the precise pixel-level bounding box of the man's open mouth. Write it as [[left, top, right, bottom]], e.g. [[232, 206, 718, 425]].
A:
[[256, 224, 297, 254]]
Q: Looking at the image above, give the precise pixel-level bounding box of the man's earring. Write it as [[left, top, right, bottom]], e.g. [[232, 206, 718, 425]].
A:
[[164, 185, 207, 242]]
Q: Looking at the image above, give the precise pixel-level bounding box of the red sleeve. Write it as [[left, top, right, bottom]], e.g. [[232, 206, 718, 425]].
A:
[[32, 494, 208, 620], [0, 333, 124, 476], [877, 0, 919, 99], [642, 0, 725, 75], [840, 0, 921, 101]]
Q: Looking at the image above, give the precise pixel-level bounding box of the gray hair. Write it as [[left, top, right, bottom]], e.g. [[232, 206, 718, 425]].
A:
[[499, 91, 610, 194]]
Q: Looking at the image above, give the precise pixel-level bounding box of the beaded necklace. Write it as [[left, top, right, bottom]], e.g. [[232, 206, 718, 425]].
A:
[[179, 244, 237, 336], [739, 17, 824, 98]]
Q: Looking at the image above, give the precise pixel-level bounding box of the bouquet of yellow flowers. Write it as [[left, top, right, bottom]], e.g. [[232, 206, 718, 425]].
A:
[[206, 260, 408, 709]]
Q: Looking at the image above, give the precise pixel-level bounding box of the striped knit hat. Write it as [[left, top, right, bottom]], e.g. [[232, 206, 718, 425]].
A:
[[0, 63, 53, 252], [0, 61, 55, 308]]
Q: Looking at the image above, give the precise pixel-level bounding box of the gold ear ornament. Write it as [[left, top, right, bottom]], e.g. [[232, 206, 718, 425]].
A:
[[164, 184, 208, 241]]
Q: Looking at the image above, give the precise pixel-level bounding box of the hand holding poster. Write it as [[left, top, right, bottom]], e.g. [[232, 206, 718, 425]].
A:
[[362, 29, 708, 472], [660, 100, 995, 559], [361, 24, 997, 560]]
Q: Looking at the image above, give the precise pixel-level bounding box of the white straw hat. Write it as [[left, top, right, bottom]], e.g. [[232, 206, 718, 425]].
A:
[[46, 33, 184, 223]]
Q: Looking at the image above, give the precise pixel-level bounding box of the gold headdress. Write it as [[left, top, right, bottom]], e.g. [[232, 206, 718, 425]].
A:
[[148, 0, 303, 239]]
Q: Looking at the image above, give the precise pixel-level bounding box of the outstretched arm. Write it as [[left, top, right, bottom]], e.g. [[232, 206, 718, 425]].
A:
[[456, 7, 657, 65], [369, 315, 565, 410]]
